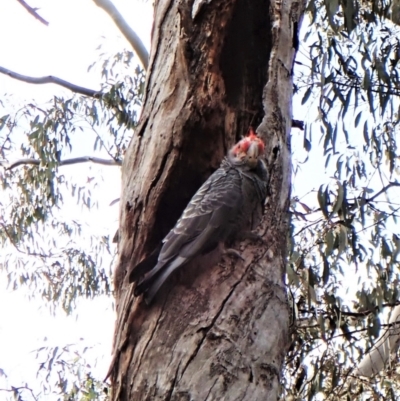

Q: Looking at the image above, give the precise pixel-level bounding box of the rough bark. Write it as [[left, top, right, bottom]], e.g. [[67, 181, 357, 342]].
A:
[[110, 0, 305, 399]]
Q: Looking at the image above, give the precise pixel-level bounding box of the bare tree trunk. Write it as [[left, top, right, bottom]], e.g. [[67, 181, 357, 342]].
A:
[[110, 0, 305, 399]]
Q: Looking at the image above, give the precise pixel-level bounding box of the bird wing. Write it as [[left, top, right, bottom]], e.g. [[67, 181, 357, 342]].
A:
[[158, 165, 242, 263], [133, 166, 243, 300]]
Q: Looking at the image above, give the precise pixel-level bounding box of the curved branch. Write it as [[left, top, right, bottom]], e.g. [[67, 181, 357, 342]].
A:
[[365, 182, 400, 203], [0, 386, 38, 401], [16, 0, 49, 26], [0, 66, 102, 98], [339, 302, 400, 317], [59, 156, 122, 167], [1, 156, 122, 170], [92, 0, 149, 70]]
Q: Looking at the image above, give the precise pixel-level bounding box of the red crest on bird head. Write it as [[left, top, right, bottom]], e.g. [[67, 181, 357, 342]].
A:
[[229, 127, 265, 166], [244, 127, 265, 154]]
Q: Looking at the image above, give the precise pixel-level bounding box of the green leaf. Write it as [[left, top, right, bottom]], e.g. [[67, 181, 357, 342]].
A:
[[376, 60, 390, 85], [343, 88, 352, 117], [286, 264, 300, 287], [318, 185, 329, 219], [303, 137, 312, 152], [29, 129, 40, 140], [318, 313, 326, 340], [325, 230, 335, 256], [326, 0, 339, 29], [322, 254, 330, 285], [362, 71, 371, 90], [308, 284, 317, 304], [367, 88, 374, 115], [302, 86, 313, 105], [381, 238, 392, 258], [338, 226, 348, 254], [363, 120, 370, 146], [0, 114, 9, 130], [299, 202, 312, 213], [354, 111, 362, 127], [331, 181, 344, 216], [343, 0, 356, 32], [368, 316, 381, 339]]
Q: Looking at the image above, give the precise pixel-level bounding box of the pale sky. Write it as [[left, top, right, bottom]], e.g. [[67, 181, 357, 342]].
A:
[[0, 1, 152, 398]]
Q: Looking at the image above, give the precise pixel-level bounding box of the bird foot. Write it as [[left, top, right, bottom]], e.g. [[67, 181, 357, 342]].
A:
[[223, 248, 245, 261]]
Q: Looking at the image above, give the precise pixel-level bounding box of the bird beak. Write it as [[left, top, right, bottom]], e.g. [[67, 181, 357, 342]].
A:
[[245, 140, 260, 168], [247, 141, 260, 159]]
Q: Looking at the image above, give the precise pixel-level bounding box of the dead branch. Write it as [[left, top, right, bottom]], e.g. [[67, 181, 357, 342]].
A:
[[0, 66, 102, 98], [16, 0, 49, 26], [365, 182, 400, 203], [1, 156, 122, 170], [92, 0, 149, 70]]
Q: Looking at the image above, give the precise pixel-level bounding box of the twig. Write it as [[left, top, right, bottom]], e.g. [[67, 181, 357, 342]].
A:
[[16, 0, 49, 26], [0, 66, 102, 98], [330, 322, 400, 340], [364, 182, 400, 204], [293, 217, 324, 237], [92, 126, 117, 161], [0, 156, 122, 171], [0, 386, 38, 401], [356, 205, 400, 234], [339, 302, 400, 317], [92, 0, 149, 70]]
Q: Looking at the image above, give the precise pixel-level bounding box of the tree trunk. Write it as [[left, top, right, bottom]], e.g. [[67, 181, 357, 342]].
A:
[[110, 0, 305, 399]]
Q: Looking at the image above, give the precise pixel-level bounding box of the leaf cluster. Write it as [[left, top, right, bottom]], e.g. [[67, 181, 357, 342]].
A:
[[0, 44, 145, 311], [284, 0, 400, 398]]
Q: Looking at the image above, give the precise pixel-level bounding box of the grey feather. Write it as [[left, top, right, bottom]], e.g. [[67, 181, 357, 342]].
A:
[[132, 154, 268, 303]]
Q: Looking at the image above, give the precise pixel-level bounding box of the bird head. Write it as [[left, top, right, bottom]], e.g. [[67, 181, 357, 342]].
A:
[[228, 128, 265, 169]]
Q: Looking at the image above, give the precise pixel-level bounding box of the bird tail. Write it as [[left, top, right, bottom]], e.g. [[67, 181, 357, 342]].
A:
[[134, 256, 188, 304], [128, 243, 163, 283]]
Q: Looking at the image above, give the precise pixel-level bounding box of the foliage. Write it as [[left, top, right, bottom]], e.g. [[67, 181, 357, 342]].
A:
[[285, 0, 400, 399], [0, 26, 145, 397], [0, 342, 109, 401], [0, 47, 145, 311]]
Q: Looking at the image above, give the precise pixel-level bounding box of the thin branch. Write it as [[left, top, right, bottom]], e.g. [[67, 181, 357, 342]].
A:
[[16, 0, 49, 26], [92, 0, 149, 70], [0, 156, 122, 171], [59, 156, 122, 167], [0, 385, 38, 401], [356, 205, 400, 234], [330, 322, 400, 340], [365, 182, 400, 204], [293, 217, 324, 237], [299, 302, 400, 318], [92, 126, 117, 160], [340, 303, 400, 317], [0, 66, 102, 98]]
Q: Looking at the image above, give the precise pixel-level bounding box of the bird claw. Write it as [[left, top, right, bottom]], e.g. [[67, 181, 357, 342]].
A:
[[224, 248, 245, 261]]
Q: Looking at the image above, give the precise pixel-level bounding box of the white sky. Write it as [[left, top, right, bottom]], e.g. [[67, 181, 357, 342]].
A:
[[0, 0, 152, 398]]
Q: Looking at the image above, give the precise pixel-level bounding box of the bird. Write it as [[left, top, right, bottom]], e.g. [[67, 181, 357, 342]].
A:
[[129, 129, 268, 304]]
